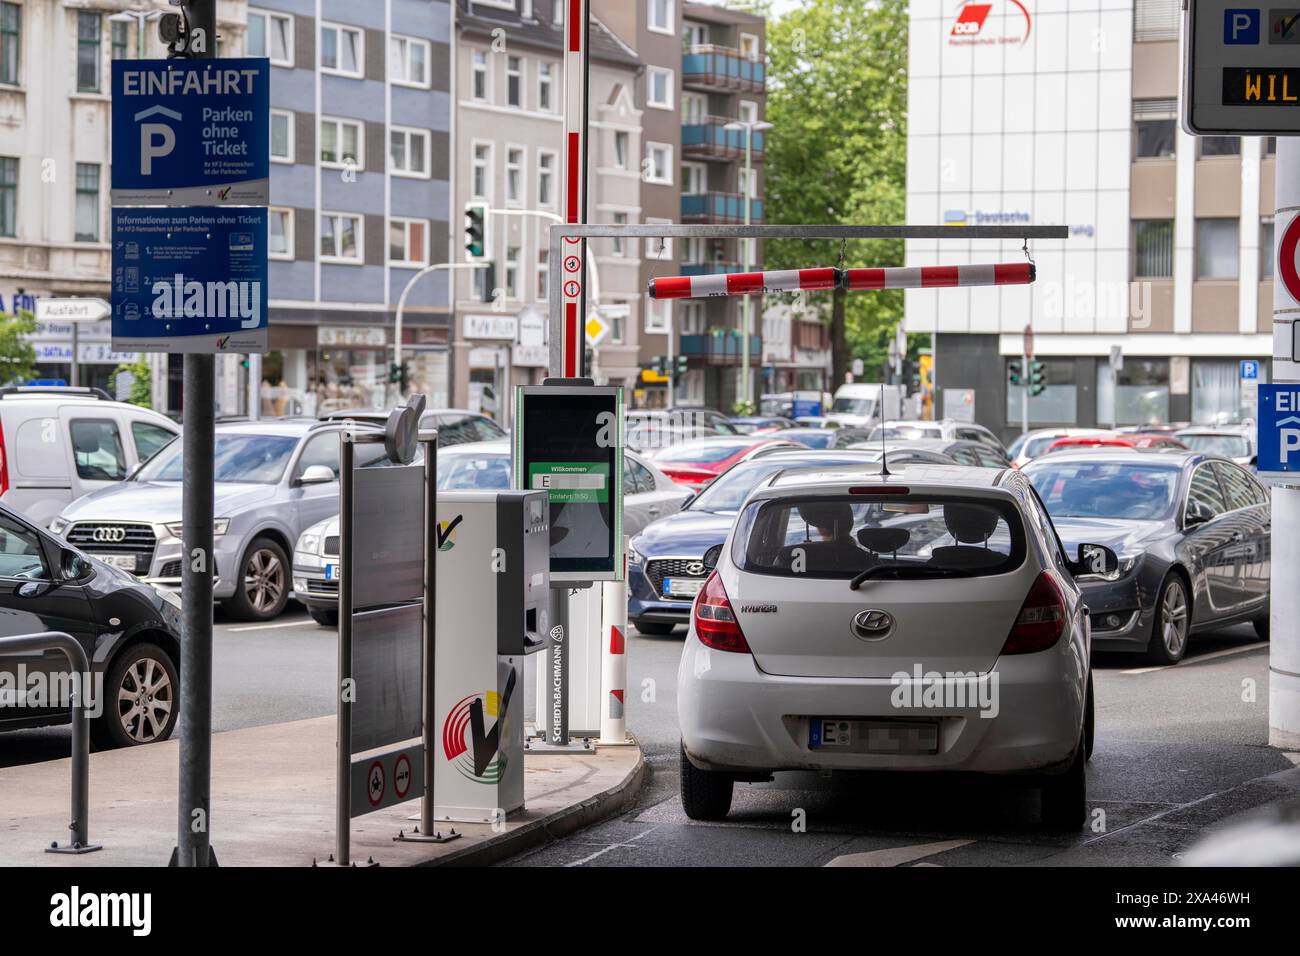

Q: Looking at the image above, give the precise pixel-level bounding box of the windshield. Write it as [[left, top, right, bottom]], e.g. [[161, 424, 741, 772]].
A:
[[869, 424, 938, 441], [1026, 460, 1180, 520], [784, 431, 833, 449], [136, 433, 300, 484], [688, 457, 862, 512], [1024, 434, 1068, 458], [1180, 434, 1250, 458], [733, 495, 1023, 580], [831, 397, 875, 415], [437, 452, 511, 489]]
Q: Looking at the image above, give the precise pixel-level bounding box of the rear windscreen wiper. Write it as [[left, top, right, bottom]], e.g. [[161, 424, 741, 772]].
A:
[[849, 565, 974, 589]]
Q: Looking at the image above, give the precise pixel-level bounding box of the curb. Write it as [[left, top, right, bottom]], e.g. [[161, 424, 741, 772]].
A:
[[423, 742, 647, 867]]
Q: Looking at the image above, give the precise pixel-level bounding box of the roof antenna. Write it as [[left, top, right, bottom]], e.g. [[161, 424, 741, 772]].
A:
[[877, 382, 891, 477]]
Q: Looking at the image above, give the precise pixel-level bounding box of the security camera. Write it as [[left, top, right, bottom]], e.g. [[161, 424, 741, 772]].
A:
[[158, 13, 183, 44]]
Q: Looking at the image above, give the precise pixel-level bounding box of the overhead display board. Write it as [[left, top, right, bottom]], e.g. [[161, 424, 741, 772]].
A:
[[1185, 1, 1300, 134]]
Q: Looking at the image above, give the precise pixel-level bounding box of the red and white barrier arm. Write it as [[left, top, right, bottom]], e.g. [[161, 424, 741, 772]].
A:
[[647, 262, 1034, 299]]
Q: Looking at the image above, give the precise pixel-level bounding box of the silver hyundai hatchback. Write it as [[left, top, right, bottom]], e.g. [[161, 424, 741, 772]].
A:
[[49, 419, 385, 620]]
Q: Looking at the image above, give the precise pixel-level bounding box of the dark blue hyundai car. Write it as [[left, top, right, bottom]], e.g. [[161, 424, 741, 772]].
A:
[[627, 446, 957, 634]]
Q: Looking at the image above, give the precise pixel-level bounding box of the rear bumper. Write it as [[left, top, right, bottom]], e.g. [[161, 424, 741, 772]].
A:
[[677, 631, 1085, 776]]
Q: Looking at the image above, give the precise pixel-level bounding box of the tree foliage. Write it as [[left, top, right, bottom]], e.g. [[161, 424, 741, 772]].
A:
[[113, 356, 153, 408], [0, 308, 38, 385], [764, 0, 909, 384]]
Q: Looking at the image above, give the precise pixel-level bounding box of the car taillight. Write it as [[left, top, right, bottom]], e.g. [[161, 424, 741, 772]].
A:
[[0, 416, 8, 497], [1002, 571, 1066, 655], [692, 570, 751, 653]]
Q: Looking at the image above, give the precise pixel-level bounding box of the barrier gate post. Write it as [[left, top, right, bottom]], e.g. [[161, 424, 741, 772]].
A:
[[600, 558, 630, 745]]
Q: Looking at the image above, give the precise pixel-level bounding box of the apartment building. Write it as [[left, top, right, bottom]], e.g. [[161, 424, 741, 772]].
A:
[[905, 0, 1274, 441], [451, 0, 642, 419]]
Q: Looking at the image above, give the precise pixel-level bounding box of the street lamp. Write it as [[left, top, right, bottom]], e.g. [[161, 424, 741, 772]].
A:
[[723, 119, 772, 411], [108, 7, 164, 59]]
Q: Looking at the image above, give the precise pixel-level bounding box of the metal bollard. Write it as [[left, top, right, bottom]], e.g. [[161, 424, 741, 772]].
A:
[[599, 559, 628, 745]]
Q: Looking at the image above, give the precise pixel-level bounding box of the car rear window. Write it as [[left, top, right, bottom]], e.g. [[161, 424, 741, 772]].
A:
[[655, 442, 745, 465], [1180, 434, 1249, 458], [732, 494, 1025, 580], [437, 453, 511, 489]]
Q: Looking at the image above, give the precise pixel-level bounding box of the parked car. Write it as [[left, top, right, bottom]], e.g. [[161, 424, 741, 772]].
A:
[[627, 447, 957, 635], [0, 500, 182, 748], [729, 416, 795, 434], [0, 386, 180, 529], [825, 383, 904, 428], [319, 407, 506, 446], [625, 407, 739, 454], [868, 418, 1010, 459], [677, 462, 1113, 826], [1024, 448, 1270, 664], [648, 436, 801, 487], [1046, 432, 1187, 453], [292, 440, 691, 626], [767, 427, 874, 449], [49, 419, 389, 621], [1006, 428, 1112, 468], [1175, 424, 1256, 468], [849, 437, 1009, 468]]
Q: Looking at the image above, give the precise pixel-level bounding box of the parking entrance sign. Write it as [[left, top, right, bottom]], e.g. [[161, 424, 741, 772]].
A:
[[1255, 384, 1300, 476]]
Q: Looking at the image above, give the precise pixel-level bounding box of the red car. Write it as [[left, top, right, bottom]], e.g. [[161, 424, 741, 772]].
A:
[[650, 436, 800, 487], [1046, 432, 1188, 453]]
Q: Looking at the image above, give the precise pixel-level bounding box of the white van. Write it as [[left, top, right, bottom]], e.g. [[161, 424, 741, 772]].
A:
[[0, 386, 179, 528], [825, 383, 903, 428]]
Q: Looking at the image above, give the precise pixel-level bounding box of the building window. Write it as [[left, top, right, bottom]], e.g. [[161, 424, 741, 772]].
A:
[[1262, 219, 1275, 280], [505, 246, 521, 299], [1197, 219, 1239, 279], [682, 161, 706, 194], [1134, 0, 1180, 41], [390, 127, 430, 177], [269, 208, 293, 259], [1133, 219, 1174, 278], [505, 147, 524, 204], [0, 156, 15, 237], [645, 217, 672, 260], [320, 117, 362, 168], [472, 143, 491, 199], [537, 150, 555, 207], [644, 142, 673, 185], [248, 9, 294, 66], [681, 301, 704, 335], [506, 56, 522, 107], [1133, 99, 1176, 159], [647, 67, 673, 109], [740, 33, 760, 60], [1200, 136, 1240, 157], [0, 3, 19, 85], [76, 11, 101, 93], [320, 212, 362, 263], [1192, 359, 1257, 425], [270, 110, 294, 163], [320, 23, 363, 77], [682, 92, 706, 124], [536, 250, 549, 300], [74, 163, 100, 242], [614, 131, 629, 169], [1266, 136, 1277, 156], [612, 212, 628, 256], [390, 218, 428, 266], [472, 50, 488, 101], [1007, 358, 1077, 425], [390, 34, 430, 87], [1097, 358, 1170, 426], [645, 297, 670, 333], [648, 0, 674, 34], [111, 19, 129, 60], [538, 62, 553, 111]]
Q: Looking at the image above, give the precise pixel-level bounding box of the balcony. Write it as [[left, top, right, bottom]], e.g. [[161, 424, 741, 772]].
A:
[[681, 115, 766, 162], [679, 330, 762, 366], [680, 261, 743, 277], [681, 44, 766, 93], [681, 192, 764, 224]]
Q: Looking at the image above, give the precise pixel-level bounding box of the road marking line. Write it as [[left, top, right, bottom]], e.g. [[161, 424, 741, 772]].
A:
[[824, 838, 973, 867], [566, 823, 663, 867], [227, 620, 310, 632], [1121, 642, 1268, 675]]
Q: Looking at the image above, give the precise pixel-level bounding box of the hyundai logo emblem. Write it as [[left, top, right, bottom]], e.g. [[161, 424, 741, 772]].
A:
[[852, 609, 894, 641], [687, 561, 706, 576], [91, 526, 127, 544]]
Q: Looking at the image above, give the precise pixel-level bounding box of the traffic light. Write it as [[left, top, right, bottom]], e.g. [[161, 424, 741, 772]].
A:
[[649, 355, 666, 376], [464, 202, 488, 260], [1028, 360, 1046, 397], [674, 355, 689, 377], [479, 261, 496, 304], [1008, 360, 1023, 386], [388, 362, 410, 391]]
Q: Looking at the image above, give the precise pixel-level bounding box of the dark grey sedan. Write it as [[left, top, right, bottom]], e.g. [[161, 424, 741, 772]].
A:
[[1024, 448, 1270, 665]]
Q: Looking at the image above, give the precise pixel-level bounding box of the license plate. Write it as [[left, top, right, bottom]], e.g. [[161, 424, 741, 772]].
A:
[[663, 577, 704, 599], [92, 554, 137, 572], [809, 718, 939, 755], [324, 564, 339, 581]]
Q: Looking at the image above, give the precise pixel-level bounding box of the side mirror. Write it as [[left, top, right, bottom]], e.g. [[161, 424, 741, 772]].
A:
[[702, 544, 722, 572], [296, 464, 336, 486], [1069, 543, 1119, 580], [61, 550, 93, 582], [1184, 498, 1214, 527], [679, 492, 696, 510]]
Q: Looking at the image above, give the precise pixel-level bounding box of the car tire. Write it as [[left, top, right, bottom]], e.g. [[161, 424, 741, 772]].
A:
[[1040, 735, 1087, 830], [634, 620, 676, 636], [226, 536, 290, 622], [680, 743, 733, 821], [1145, 574, 1189, 666], [1084, 673, 1095, 762], [309, 607, 339, 628], [91, 642, 179, 749]]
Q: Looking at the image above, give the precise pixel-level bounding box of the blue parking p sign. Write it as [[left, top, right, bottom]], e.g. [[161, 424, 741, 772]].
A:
[[1223, 9, 1261, 44], [1241, 359, 1260, 380], [1255, 385, 1300, 474]]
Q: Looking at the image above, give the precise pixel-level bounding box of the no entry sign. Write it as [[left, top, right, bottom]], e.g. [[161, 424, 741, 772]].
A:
[[1280, 211, 1300, 308]]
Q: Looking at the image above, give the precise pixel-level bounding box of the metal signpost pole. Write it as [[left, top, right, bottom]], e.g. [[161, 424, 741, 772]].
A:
[[335, 432, 355, 865]]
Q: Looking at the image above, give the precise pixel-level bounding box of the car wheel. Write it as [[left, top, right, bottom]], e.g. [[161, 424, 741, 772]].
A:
[[309, 607, 339, 628], [1040, 735, 1087, 830], [91, 642, 179, 749], [634, 620, 676, 636], [227, 537, 289, 622], [1145, 574, 1189, 665], [679, 743, 733, 821], [1084, 673, 1095, 762]]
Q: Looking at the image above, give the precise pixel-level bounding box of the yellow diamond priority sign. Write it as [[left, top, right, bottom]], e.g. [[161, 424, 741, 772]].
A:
[[585, 312, 610, 347]]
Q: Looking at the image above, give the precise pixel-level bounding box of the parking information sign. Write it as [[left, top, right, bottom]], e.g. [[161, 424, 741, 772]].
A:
[[111, 58, 270, 206], [1255, 384, 1300, 476], [1185, 1, 1300, 134], [111, 208, 269, 353]]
